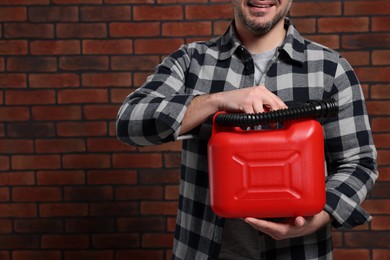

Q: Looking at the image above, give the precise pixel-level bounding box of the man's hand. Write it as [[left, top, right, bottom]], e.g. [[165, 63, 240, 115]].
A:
[[180, 86, 286, 135], [244, 211, 332, 240], [214, 85, 287, 114]]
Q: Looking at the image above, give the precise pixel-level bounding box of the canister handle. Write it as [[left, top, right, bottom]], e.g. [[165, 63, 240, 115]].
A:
[[213, 98, 338, 128]]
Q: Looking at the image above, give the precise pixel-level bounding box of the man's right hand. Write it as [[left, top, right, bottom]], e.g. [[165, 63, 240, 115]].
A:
[[179, 86, 287, 135]]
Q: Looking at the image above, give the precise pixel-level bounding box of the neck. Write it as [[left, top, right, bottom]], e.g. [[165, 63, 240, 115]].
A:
[[236, 19, 286, 54]]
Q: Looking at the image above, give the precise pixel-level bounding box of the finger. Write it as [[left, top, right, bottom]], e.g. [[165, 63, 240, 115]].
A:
[[294, 216, 306, 227]]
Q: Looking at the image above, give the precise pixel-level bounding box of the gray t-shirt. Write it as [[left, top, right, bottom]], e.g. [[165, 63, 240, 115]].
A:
[[218, 48, 277, 259]]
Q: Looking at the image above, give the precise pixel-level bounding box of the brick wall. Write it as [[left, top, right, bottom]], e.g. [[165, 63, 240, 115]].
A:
[[0, 0, 388, 259]]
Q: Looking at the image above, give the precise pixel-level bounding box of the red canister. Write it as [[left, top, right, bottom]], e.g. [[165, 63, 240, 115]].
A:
[[208, 115, 326, 218]]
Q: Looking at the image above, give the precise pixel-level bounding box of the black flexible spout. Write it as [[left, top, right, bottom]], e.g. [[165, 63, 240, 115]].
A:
[[215, 98, 338, 127]]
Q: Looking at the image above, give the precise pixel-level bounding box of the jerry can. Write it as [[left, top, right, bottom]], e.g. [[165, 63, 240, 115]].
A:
[[207, 99, 337, 218]]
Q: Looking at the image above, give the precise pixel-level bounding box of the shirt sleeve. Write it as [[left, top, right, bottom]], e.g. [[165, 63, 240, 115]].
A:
[[116, 45, 197, 146], [323, 56, 379, 229]]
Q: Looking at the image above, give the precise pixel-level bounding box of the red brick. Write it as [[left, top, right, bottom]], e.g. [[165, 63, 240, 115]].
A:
[[340, 51, 369, 66], [0, 0, 48, 4], [32, 105, 81, 121], [344, 0, 390, 15], [0, 139, 33, 154], [373, 134, 390, 149], [6, 90, 55, 105], [0, 188, 9, 202], [37, 170, 85, 185], [318, 17, 368, 33], [344, 231, 389, 247], [4, 23, 53, 38], [113, 153, 163, 169], [0, 219, 12, 233], [372, 17, 390, 32], [63, 154, 111, 169], [64, 186, 113, 201], [87, 137, 135, 152], [343, 33, 390, 49], [81, 6, 131, 21], [163, 22, 211, 36], [213, 20, 231, 35], [12, 251, 61, 260], [116, 250, 164, 260], [306, 34, 340, 50], [111, 55, 159, 70], [373, 50, 390, 65], [111, 88, 135, 103], [0, 40, 27, 54], [140, 201, 177, 215], [31, 40, 80, 55], [90, 202, 138, 216], [142, 233, 174, 248], [135, 38, 184, 54], [373, 249, 390, 260], [28, 6, 78, 22], [139, 169, 180, 184], [52, 0, 101, 3], [12, 155, 60, 170], [292, 18, 316, 34], [59, 56, 109, 71], [87, 170, 137, 185], [0, 171, 34, 185], [371, 215, 390, 230], [57, 122, 107, 137], [0, 7, 26, 21], [167, 217, 176, 232], [0, 107, 29, 121], [291, 2, 342, 17], [29, 73, 79, 88], [377, 167, 390, 182], [14, 219, 62, 233], [333, 249, 370, 260], [362, 199, 390, 214], [65, 218, 114, 233], [366, 101, 390, 115], [83, 105, 118, 120], [92, 233, 140, 248], [58, 89, 108, 104], [355, 68, 390, 83], [0, 156, 10, 171], [165, 185, 179, 200], [83, 39, 132, 54], [7, 57, 57, 72], [42, 235, 89, 249], [134, 5, 183, 21], [0, 235, 39, 249], [39, 203, 88, 217], [378, 150, 390, 166], [185, 4, 233, 19], [57, 23, 107, 38], [13, 187, 62, 202], [110, 22, 160, 37], [117, 217, 165, 232], [82, 72, 131, 87], [36, 138, 85, 153], [372, 118, 390, 132], [8, 122, 55, 138], [164, 153, 181, 168], [64, 250, 113, 260], [116, 186, 163, 200], [0, 204, 37, 217]]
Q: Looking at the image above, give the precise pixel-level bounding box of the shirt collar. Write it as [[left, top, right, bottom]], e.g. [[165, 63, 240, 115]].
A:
[[218, 18, 306, 64]]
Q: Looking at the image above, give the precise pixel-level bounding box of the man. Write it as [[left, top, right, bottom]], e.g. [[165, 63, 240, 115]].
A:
[[117, 0, 378, 259]]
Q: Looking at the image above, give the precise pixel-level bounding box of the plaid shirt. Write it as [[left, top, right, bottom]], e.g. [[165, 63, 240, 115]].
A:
[[117, 19, 378, 259]]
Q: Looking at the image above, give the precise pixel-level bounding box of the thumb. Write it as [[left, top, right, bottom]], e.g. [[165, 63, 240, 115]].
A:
[[294, 216, 306, 227]]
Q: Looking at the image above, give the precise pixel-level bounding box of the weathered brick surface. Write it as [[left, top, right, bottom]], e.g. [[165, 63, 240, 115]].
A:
[[0, 1, 388, 259]]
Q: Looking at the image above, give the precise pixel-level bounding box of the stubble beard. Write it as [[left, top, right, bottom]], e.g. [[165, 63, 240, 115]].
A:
[[235, 1, 291, 35]]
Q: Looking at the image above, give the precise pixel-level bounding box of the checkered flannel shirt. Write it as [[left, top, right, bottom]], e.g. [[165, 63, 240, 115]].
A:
[[117, 18, 378, 259]]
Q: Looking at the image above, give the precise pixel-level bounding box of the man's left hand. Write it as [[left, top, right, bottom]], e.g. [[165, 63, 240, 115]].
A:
[[244, 210, 332, 240]]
